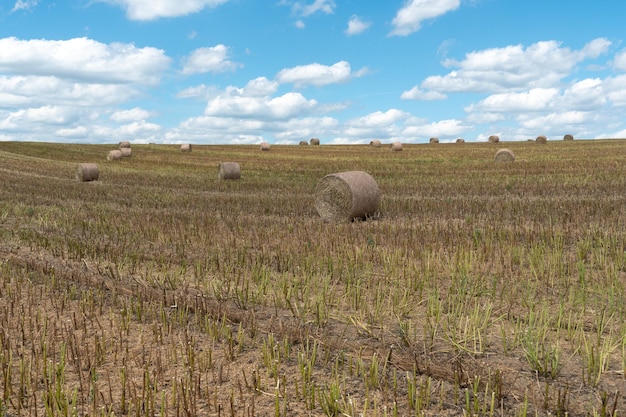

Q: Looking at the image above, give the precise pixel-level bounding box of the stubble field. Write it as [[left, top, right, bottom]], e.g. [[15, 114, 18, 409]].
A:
[[0, 139, 625, 416]]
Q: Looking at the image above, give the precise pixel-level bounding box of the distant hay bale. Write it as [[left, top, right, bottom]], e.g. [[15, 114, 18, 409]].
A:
[[488, 135, 500, 143], [563, 134, 574, 141], [494, 148, 515, 162], [107, 150, 122, 161], [370, 139, 382, 148], [120, 147, 132, 157], [310, 138, 320, 145], [75, 163, 99, 182], [299, 141, 308, 146], [456, 138, 465, 143], [390, 142, 403, 152], [536, 135, 547, 144], [119, 141, 131, 149], [181, 143, 192, 152], [218, 162, 241, 180], [314, 171, 380, 222], [429, 137, 439, 144], [260, 142, 271, 151]]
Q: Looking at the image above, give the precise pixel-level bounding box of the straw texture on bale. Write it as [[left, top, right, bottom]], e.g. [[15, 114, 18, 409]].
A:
[[536, 135, 547, 144], [119, 141, 131, 149], [299, 141, 308, 146], [260, 142, 271, 151], [75, 163, 99, 182], [488, 135, 500, 143], [429, 137, 439, 144], [456, 138, 465, 143], [107, 149, 122, 161], [218, 162, 241, 180], [390, 142, 403, 151], [310, 138, 320, 145], [120, 147, 132, 157], [494, 148, 515, 162], [181, 143, 192, 152], [563, 134, 574, 141], [370, 139, 382, 148], [314, 171, 380, 222]]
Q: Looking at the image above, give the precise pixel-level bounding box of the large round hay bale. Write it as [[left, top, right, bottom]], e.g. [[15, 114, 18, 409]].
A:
[[370, 139, 382, 148], [488, 135, 500, 143], [310, 138, 320, 145], [299, 140, 308, 146], [314, 171, 380, 222], [429, 137, 439, 144], [563, 134, 574, 141], [119, 141, 131, 149], [218, 162, 241, 180], [260, 142, 271, 151], [536, 135, 547, 144], [390, 142, 403, 151], [494, 148, 515, 162], [107, 149, 122, 161], [456, 138, 465, 143], [181, 143, 192, 152], [120, 147, 132, 157], [75, 163, 99, 182]]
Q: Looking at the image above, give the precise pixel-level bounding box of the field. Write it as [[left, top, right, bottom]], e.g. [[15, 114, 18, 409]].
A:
[[0, 140, 625, 416]]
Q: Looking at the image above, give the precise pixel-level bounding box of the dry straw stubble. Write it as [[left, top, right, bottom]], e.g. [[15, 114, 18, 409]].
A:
[[75, 163, 99, 182], [314, 171, 380, 222], [218, 162, 241, 180], [494, 148, 515, 162]]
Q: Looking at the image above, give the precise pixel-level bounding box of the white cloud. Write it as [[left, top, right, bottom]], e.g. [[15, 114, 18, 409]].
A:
[[466, 88, 560, 113], [345, 16, 371, 36], [400, 86, 447, 100], [110, 107, 152, 122], [117, 120, 162, 136], [390, 0, 460, 37], [276, 61, 352, 87], [98, 0, 231, 21], [0, 37, 170, 85], [11, 0, 38, 12], [295, 20, 306, 29], [401, 119, 469, 139], [181, 45, 241, 75], [288, 0, 335, 17], [419, 38, 612, 94]]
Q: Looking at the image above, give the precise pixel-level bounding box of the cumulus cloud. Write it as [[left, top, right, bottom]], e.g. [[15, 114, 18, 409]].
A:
[[181, 45, 241, 75], [97, 0, 231, 21], [0, 37, 170, 85], [466, 88, 560, 113], [281, 0, 335, 17], [390, 0, 460, 37], [276, 61, 352, 87], [110, 107, 152, 122], [406, 38, 612, 98], [345, 16, 371, 36], [400, 86, 446, 100], [11, 0, 38, 12]]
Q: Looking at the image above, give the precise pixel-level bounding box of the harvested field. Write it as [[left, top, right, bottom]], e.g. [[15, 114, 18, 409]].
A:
[[0, 140, 625, 416]]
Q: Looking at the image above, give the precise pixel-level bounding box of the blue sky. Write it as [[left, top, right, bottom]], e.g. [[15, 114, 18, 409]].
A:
[[1, 0, 626, 144]]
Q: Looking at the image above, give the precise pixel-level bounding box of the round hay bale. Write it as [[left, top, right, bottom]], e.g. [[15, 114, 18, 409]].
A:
[[260, 142, 271, 151], [563, 134, 574, 141], [494, 148, 515, 162], [120, 147, 132, 157], [429, 137, 439, 144], [310, 138, 320, 145], [488, 135, 500, 143], [456, 138, 465, 143], [181, 143, 192, 152], [390, 142, 403, 151], [119, 141, 131, 149], [218, 162, 241, 180], [299, 140, 308, 146], [370, 139, 382, 148], [75, 163, 99, 182], [536, 135, 547, 144], [107, 149, 122, 161], [314, 171, 380, 222]]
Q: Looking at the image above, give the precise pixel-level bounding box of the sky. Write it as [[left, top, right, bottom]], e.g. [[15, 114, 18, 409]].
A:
[[1, 1, 626, 145]]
